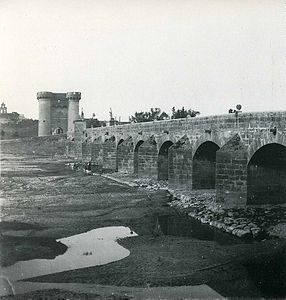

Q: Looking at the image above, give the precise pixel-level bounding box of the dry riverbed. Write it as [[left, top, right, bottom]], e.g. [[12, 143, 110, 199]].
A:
[[99, 172, 286, 240], [1, 154, 286, 299]]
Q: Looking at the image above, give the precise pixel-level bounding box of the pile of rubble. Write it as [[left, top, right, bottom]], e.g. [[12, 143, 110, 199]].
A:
[[132, 178, 168, 190], [168, 190, 286, 240], [99, 173, 169, 190]]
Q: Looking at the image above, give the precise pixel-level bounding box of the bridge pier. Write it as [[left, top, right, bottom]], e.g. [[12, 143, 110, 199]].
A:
[[117, 137, 134, 173], [168, 136, 193, 191], [91, 137, 104, 167], [102, 137, 117, 172], [216, 134, 248, 206], [138, 136, 158, 179]]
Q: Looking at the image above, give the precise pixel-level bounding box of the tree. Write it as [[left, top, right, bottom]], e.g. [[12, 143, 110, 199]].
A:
[[171, 106, 200, 119], [129, 108, 169, 123], [159, 111, 169, 120]]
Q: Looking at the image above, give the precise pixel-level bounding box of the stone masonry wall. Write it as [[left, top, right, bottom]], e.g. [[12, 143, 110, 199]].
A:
[[168, 136, 193, 192], [138, 136, 158, 179], [216, 134, 248, 206], [91, 138, 104, 165], [102, 137, 117, 171], [117, 137, 134, 173]]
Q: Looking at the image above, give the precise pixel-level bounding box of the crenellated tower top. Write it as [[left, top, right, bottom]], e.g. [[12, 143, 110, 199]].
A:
[[37, 91, 54, 100], [66, 92, 81, 101]]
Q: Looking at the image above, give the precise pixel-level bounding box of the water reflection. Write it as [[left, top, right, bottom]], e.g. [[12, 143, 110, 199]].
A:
[[157, 214, 241, 245], [1, 226, 137, 282]]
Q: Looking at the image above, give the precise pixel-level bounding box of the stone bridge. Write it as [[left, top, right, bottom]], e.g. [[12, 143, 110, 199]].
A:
[[72, 111, 286, 207]]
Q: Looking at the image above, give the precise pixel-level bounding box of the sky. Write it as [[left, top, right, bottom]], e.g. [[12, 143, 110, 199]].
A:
[[0, 0, 285, 121]]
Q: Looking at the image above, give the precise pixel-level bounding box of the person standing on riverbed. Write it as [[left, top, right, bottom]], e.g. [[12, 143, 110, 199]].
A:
[[84, 161, 92, 175]]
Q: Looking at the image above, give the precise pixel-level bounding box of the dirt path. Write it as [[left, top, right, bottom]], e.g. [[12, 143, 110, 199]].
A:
[[3, 281, 223, 299], [1, 154, 286, 298]]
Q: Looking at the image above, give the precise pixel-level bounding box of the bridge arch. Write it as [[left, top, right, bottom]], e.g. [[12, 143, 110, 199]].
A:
[[157, 136, 176, 153], [104, 135, 115, 143], [192, 141, 220, 189], [192, 135, 222, 158], [134, 140, 144, 174], [117, 138, 124, 147], [91, 135, 98, 143], [116, 139, 125, 171], [133, 140, 144, 174], [248, 132, 286, 163], [247, 143, 286, 205], [158, 140, 174, 180]]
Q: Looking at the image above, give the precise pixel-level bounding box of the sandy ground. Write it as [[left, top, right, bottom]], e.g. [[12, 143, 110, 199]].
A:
[[1, 154, 286, 299]]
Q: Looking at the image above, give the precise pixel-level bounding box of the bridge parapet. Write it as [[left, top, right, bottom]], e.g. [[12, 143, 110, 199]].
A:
[[80, 111, 286, 145]]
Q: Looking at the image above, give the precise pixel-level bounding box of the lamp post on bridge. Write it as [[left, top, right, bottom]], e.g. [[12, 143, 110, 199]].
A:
[[229, 104, 242, 128]]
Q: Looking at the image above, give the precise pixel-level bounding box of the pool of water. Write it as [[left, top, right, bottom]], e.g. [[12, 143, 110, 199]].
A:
[[1, 226, 137, 283], [156, 213, 286, 297], [157, 213, 242, 245]]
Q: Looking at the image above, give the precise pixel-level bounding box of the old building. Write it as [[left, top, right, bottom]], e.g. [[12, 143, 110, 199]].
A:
[[37, 91, 81, 136], [0, 102, 20, 124], [0, 102, 38, 139]]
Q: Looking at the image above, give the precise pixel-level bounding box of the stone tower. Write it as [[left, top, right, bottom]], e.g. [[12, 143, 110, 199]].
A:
[[37, 91, 81, 137], [37, 92, 53, 136], [66, 92, 81, 136]]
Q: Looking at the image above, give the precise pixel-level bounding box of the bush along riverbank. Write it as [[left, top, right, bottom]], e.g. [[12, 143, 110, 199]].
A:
[[68, 163, 286, 241]]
